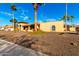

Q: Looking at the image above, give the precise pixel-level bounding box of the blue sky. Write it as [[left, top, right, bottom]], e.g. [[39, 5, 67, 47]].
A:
[[0, 3, 79, 26]]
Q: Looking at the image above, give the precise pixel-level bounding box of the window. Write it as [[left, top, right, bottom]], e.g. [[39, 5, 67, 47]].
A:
[[52, 25, 56, 31]]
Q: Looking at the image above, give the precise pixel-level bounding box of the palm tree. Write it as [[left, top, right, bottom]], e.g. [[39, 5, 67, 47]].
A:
[[62, 3, 70, 31], [70, 16, 74, 27], [58, 15, 70, 31], [11, 4, 17, 31], [58, 3, 68, 31], [32, 3, 43, 31], [59, 15, 74, 31], [58, 3, 68, 22], [61, 15, 70, 22], [66, 3, 68, 21], [65, 3, 68, 31]]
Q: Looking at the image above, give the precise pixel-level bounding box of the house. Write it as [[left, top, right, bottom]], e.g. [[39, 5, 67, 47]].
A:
[[40, 21, 75, 32], [17, 21, 76, 32], [0, 27, 5, 31], [4, 25, 13, 31]]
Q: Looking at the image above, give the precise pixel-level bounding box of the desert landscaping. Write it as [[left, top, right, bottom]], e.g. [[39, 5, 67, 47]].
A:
[[0, 31, 79, 56]]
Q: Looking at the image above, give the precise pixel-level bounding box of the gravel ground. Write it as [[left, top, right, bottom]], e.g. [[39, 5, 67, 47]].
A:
[[0, 31, 79, 56]]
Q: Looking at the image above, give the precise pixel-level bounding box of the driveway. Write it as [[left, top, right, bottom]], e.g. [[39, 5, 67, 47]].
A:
[[0, 39, 45, 56]]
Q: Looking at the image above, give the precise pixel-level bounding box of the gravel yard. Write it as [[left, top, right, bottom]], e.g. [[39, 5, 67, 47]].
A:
[[0, 31, 79, 56]]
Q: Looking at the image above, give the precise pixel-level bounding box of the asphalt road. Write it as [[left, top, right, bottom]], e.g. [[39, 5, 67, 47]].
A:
[[0, 39, 46, 56]]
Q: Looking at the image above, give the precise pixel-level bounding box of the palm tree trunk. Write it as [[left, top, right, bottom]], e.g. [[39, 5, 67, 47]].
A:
[[65, 3, 68, 31], [66, 3, 67, 19], [34, 9, 37, 31], [12, 11, 15, 31], [34, 3, 38, 31]]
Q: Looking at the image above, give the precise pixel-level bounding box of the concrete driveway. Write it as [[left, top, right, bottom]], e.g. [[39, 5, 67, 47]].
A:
[[0, 39, 45, 56]]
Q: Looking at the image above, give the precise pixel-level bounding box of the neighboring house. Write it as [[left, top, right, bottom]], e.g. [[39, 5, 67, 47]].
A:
[[0, 27, 5, 31], [4, 26, 13, 31]]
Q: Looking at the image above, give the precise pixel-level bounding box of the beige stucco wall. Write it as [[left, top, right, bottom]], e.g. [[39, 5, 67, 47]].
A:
[[40, 21, 65, 32], [18, 24, 24, 31], [70, 27, 76, 32], [18, 23, 30, 31]]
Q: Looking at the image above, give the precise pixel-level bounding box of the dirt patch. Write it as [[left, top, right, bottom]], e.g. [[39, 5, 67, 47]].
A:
[[0, 31, 79, 55]]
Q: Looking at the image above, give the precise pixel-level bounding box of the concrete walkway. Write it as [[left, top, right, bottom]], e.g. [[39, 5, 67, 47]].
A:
[[0, 39, 45, 56]]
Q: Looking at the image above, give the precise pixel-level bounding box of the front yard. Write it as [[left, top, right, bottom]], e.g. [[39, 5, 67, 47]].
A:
[[0, 31, 79, 55]]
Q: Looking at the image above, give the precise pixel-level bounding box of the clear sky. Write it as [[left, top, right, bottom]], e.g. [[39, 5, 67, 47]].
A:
[[0, 3, 79, 26]]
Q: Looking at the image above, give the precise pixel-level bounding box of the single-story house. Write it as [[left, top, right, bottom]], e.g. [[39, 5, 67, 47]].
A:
[[17, 21, 76, 32], [4, 25, 13, 31]]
